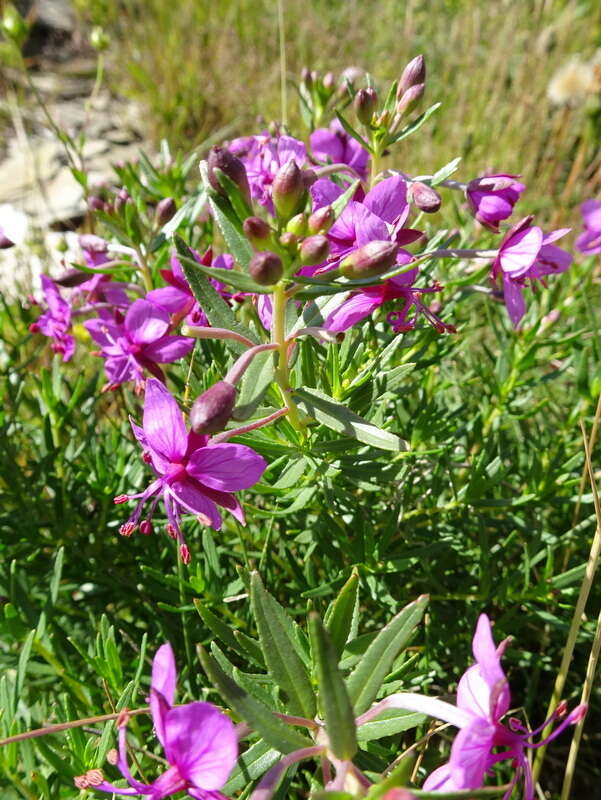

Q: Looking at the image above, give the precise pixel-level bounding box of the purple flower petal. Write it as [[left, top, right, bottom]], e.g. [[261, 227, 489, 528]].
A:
[[125, 299, 170, 344], [448, 717, 495, 790], [499, 225, 543, 277], [143, 379, 188, 463], [502, 274, 527, 328], [187, 444, 266, 491], [364, 175, 408, 225], [163, 702, 238, 789], [143, 335, 195, 364], [324, 291, 383, 332], [167, 481, 222, 530], [147, 286, 195, 316], [150, 643, 177, 748]]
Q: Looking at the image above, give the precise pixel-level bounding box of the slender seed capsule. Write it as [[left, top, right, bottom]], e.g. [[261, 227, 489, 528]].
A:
[[409, 182, 441, 213], [299, 234, 330, 266], [339, 241, 399, 279], [243, 216, 272, 247], [207, 146, 251, 204], [190, 381, 237, 434], [272, 159, 307, 220], [249, 251, 284, 285], [354, 87, 378, 125]]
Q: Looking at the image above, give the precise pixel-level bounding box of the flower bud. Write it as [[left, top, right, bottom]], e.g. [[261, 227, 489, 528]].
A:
[[243, 216, 272, 247], [397, 55, 426, 97], [155, 197, 177, 225], [114, 189, 131, 212], [87, 195, 105, 212], [90, 26, 110, 52], [0, 227, 15, 249], [207, 146, 251, 204], [190, 380, 236, 434], [409, 182, 441, 213], [308, 205, 335, 233], [1, 5, 29, 47], [354, 87, 378, 125], [339, 241, 399, 279], [249, 251, 283, 285], [279, 232, 298, 251], [341, 66, 365, 89], [396, 82, 424, 114], [272, 159, 307, 220], [286, 213, 308, 237], [301, 67, 313, 89], [55, 268, 90, 288], [323, 72, 335, 91], [300, 235, 330, 266]]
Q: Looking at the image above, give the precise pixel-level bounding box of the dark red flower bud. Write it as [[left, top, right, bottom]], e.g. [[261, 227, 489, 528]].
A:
[[155, 197, 177, 225], [354, 87, 378, 125], [272, 159, 307, 220], [249, 251, 283, 285], [308, 205, 335, 234], [0, 229, 15, 249], [409, 182, 441, 213], [207, 146, 251, 204], [397, 55, 426, 97], [114, 189, 131, 212], [190, 380, 236, 434], [340, 241, 399, 279], [243, 216, 272, 247], [300, 234, 330, 266]]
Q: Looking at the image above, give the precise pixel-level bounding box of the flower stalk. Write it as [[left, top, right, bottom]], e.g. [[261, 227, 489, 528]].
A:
[[271, 282, 304, 432]]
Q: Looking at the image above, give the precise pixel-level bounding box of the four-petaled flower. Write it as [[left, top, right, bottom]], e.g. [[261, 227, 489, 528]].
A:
[[29, 275, 75, 361], [116, 378, 266, 561], [310, 119, 370, 181], [90, 642, 238, 799], [466, 173, 525, 232], [85, 298, 195, 388], [491, 216, 572, 327]]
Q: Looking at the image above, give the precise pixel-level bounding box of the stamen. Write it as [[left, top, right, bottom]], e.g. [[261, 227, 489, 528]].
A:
[[179, 544, 191, 565], [114, 494, 130, 504], [119, 522, 136, 537]]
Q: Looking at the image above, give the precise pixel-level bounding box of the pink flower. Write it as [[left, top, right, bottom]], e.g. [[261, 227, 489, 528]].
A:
[[466, 173, 525, 232], [310, 119, 370, 180], [90, 642, 238, 798], [115, 379, 266, 559], [492, 216, 572, 327], [29, 275, 75, 361], [85, 299, 195, 388], [575, 199, 601, 255], [147, 248, 233, 326]]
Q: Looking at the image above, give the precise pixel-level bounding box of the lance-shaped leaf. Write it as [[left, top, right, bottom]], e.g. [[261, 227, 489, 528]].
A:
[[200, 160, 254, 269], [346, 594, 428, 714], [387, 102, 441, 145], [250, 572, 316, 718], [323, 569, 359, 658], [232, 349, 275, 421], [174, 234, 257, 353], [308, 613, 357, 760], [197, 645, 312, 753], [331, 179, 361, 220], [224, 739, 281, 793], [211, 165, 253, 223], [177, 255, 271, 294], [335, 111, 372, 153], [293, 387, 408, 452], [194, 599, 253, 663], [356, 708, 425, 742]]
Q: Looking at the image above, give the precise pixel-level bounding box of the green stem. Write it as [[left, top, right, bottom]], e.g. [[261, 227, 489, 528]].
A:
[[135, 246, 154, 292], [271, 283, 303, 432]]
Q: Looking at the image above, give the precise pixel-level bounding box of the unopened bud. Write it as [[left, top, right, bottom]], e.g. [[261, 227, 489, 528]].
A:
[[308, 205, 335, 233], [323, 72, 335, 91], [376, 109, 391, 127], [286, 213, 308, 237], [301, 67, 313, 88], [87, 195, 105, 212], [90, 26, 110, 52], [397, 55, 426, 97], [272, 159, 307, 220], [190, 381, 236, 434], [207, 146, 251, 204], [341, 66, 365, 89], [409, 182, 441, 213], [300, 234, 330, 266], [302, 168, 318, 189], [340, 241, 398, 279], [354, 87, 378, 125], [114, 189, 131, 212], [396, 82, 424, 114], [243, 216, 272, 247], [0, 228, 15, 249], [155, 197, 177, 225], [249, 251, 283, 285], [54, 268, 90, 288], [279, 232, 298, 251]]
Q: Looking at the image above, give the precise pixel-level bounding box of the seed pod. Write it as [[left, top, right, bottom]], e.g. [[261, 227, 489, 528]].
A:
[[300, 234, 330, 266], [339, 241, 399, 279], [190, 381, 237, 434], [308, 205, 335, 234], [155, 197, 177, 225], [397, 55, 426, 98], [354, 87, 378, 125], [249, 251, 283, 285], [243, 216, 271, 247], [409, 182, 441, 213], [207, 146, 251, 204], [272, 159, 307, 220]]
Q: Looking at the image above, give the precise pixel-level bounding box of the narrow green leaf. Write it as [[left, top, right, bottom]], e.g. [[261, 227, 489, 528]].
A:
[[250, 572, 316, 718], [335, 112, 372, 153], [49, 546, 64, 606], [224, 739, 280, 793], [15, 629, 35, 710], [383, 79, 399, 113], [331, 179, 361, 220], [234, 631, 266, 667], [324, 569, 360, 658], [178, 255, 271, 294], [293, 386, 408, 452], [175, 235, 257, 352], [346, 594, 428, 714], [197, 645, 312, 753], [308, 613, 357, 760], [161, 189, 207, 235], [194, 599, 247, 657], [232, 350, 275, 421], [199, 161, 253, 269], [212, 166, 253, 223], [356, 708, 426, 741], [388, 102, 441, 145]]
